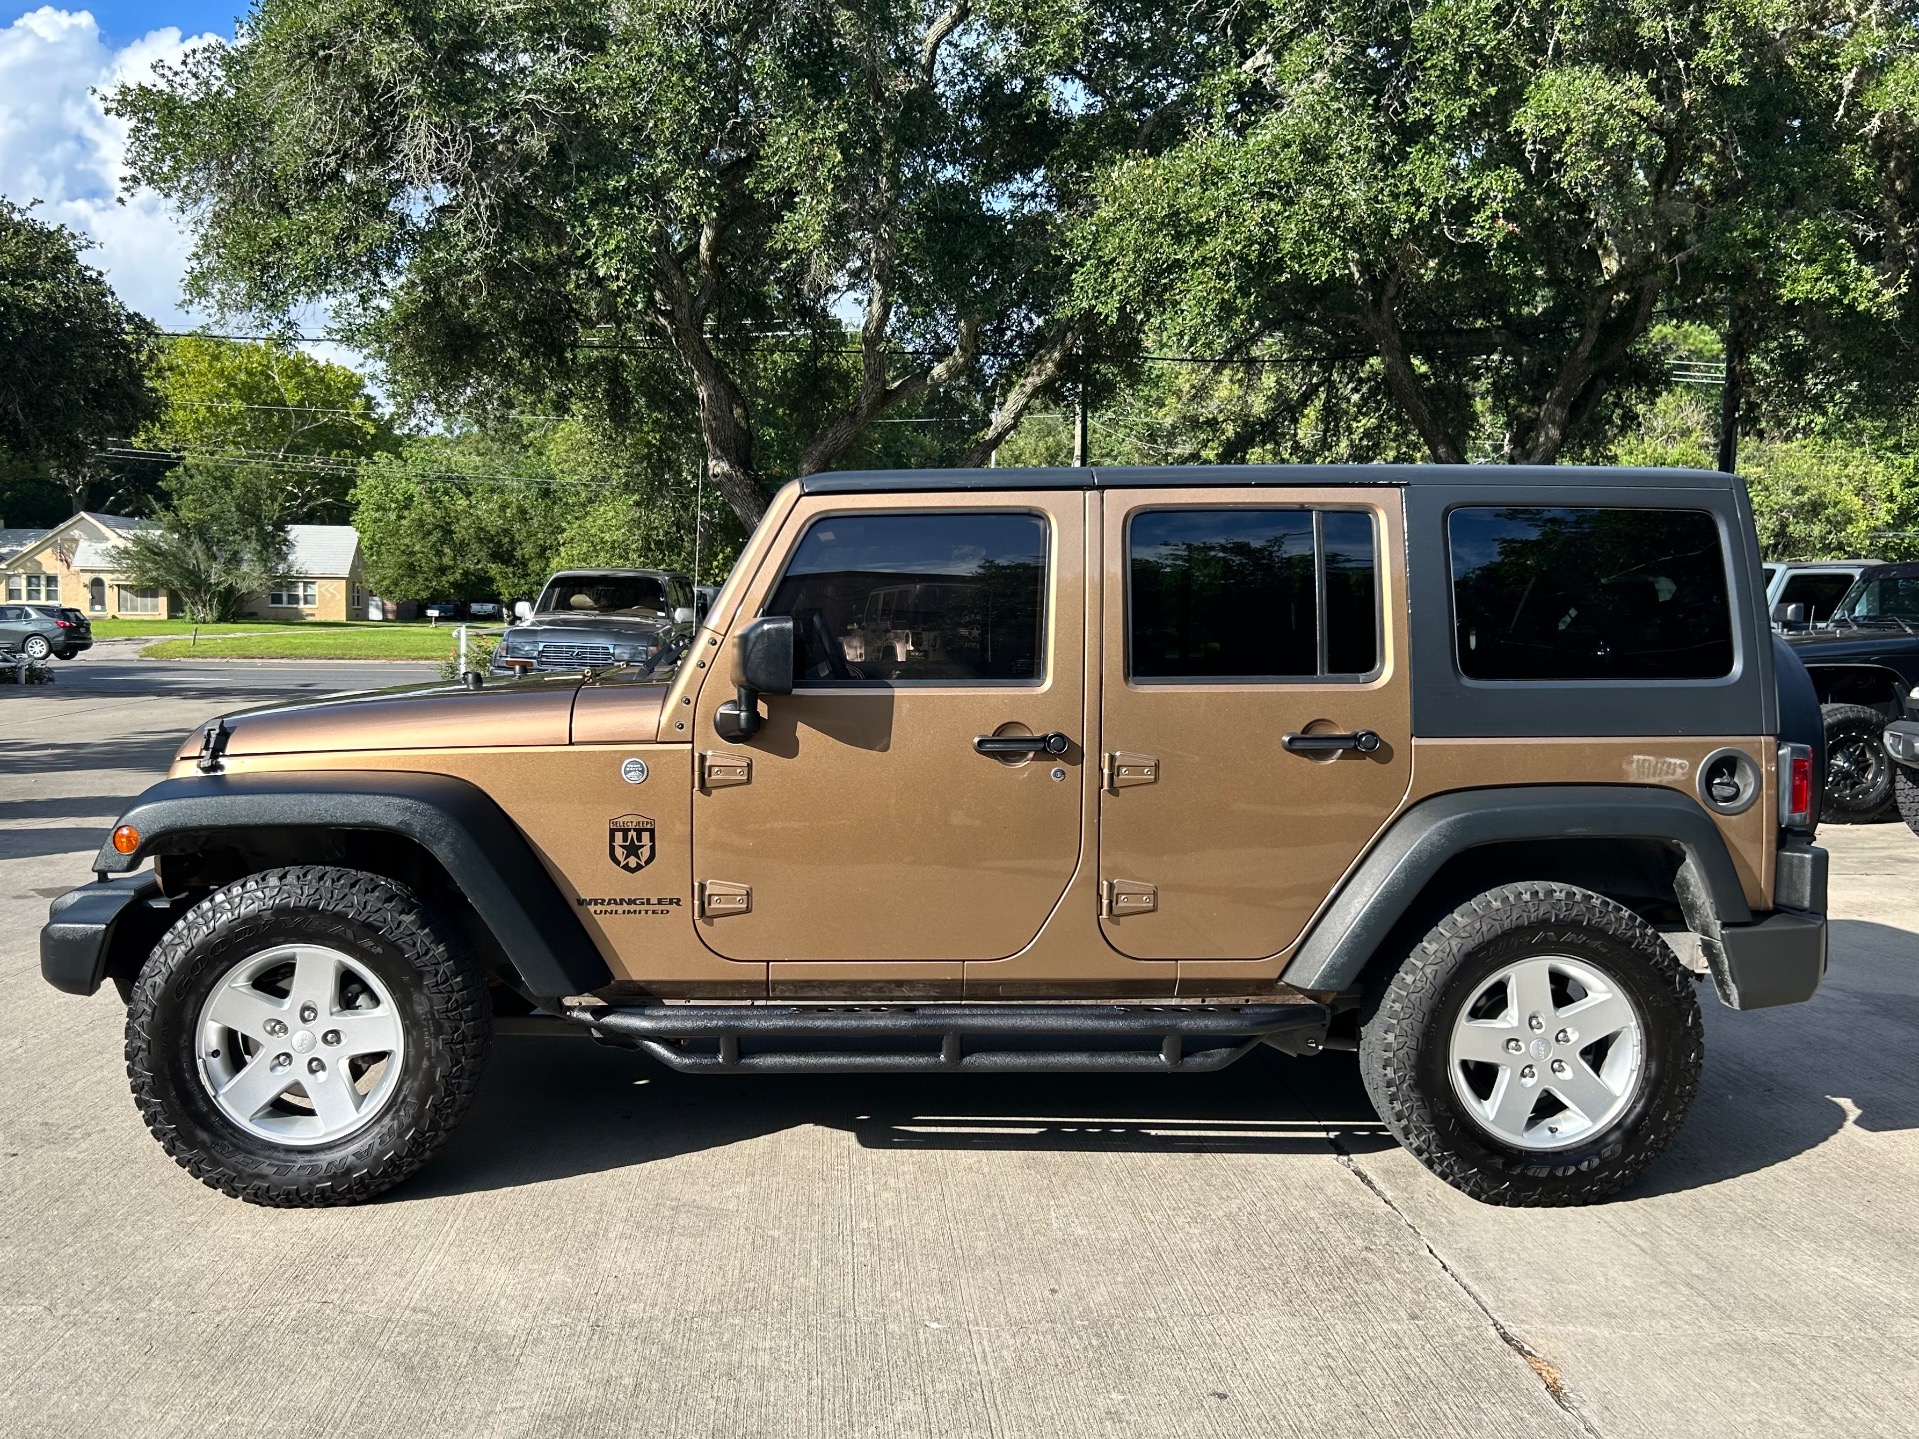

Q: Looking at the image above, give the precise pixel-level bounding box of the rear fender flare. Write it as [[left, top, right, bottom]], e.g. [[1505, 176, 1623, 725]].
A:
[[1281, 786, 1754, 994]]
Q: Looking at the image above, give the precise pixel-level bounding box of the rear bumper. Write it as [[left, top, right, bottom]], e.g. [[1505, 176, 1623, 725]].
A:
[[40, 873, 167, 996], [1714, 909, 1828, 1009]]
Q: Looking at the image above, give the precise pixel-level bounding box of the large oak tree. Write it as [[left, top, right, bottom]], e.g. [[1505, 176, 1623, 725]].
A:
[[1073, 0, 1919, 465], [114, 0, 1145, 527]]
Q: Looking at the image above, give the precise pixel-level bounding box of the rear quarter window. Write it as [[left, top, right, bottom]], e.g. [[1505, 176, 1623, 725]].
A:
[[1449, 507, 1734, 681]]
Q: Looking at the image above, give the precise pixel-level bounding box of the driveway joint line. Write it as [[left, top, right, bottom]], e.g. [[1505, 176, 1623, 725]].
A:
[[1327, 1128, 1605, 1439]]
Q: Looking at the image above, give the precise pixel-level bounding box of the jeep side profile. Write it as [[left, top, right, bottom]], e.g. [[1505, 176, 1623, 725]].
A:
[[42, 465, 1829, 1208]]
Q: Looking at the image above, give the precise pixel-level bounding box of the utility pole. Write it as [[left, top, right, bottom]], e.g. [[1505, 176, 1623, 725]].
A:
[[1716, 296, 1743, 476], [1073, 383, 1089, 467]]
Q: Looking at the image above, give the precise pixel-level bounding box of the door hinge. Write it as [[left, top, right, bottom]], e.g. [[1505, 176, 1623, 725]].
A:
[[1101, 878, 1157, 917], [1103, 751, 1158, 790], [700, 751, 753, 790], [697, 880, 752, 919]]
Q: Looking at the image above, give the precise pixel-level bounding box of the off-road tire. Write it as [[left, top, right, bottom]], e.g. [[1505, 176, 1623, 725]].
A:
[[1896, 764, 1919, 839], [126, 866, 491, 1206], [21, 633, 51, 660], [1821, 703, 1894, 822], [1358, 882, 1703, 1207]]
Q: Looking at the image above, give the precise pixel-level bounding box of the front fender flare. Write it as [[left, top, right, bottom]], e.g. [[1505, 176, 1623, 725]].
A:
[[95, 770, 611, 1001], [1280, 786, 1754, 994]]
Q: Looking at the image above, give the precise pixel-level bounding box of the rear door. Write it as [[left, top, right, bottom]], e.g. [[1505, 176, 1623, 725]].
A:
[[691, 490, 1088, 962], [1097, 487, 1412, 960]]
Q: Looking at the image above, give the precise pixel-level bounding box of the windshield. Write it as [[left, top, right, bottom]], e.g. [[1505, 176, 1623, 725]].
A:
[[536, 575, 672, 619], [1832, 573, 1919, 623]]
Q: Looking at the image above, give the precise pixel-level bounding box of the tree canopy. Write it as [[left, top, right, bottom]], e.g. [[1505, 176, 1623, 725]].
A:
[[0, 201, 158, 517], [1072, 0, 1919, 465], [114, 0, 1153, 527]]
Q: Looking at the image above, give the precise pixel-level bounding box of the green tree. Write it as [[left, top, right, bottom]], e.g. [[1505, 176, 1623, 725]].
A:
[[137, 335, 399, 529], [0, 201, 159, 516], [112, 462, 294, 621], [350, 422, 746, 605], [1072, 0, 1919, 466], [113, 0, 1136, 528]]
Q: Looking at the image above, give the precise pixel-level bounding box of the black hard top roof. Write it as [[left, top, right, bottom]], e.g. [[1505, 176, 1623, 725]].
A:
[[797, 463, 1740, 495]]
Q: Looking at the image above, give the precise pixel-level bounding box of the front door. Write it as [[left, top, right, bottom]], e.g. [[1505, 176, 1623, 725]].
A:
[[1097, 488, 1413, 960], [692, 491, 1087, 962]]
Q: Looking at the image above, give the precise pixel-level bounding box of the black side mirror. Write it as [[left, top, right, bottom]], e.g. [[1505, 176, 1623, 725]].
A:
[[714, 614, 795, 741]]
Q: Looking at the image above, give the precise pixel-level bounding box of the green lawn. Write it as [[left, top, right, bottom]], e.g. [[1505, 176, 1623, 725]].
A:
[[141, 627, 462, 661], [92, 618, 437, 638]]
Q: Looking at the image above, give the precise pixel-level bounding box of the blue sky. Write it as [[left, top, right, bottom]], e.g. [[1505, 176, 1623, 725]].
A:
[[68, 0, 237, 47], [0, 5, 240, 330]]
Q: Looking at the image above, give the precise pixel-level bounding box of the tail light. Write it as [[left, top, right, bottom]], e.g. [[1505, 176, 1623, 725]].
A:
[[1779, 742, 1814, 828], [54, 619, 71, 628]]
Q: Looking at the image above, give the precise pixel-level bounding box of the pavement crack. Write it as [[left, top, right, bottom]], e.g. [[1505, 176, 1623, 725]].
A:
[[1326, 1133, 1606, 1439]]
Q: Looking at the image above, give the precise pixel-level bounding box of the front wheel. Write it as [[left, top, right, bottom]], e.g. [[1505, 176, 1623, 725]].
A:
[[1359, 882, 1703, 1206], [1822, 703, 1894, 821], [126, 866, 491, 1206], [21, 633, 51, 661]]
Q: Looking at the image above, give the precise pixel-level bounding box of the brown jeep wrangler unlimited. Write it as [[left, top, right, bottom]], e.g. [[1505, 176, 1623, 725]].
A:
[[42, 465, 1830, 1208]]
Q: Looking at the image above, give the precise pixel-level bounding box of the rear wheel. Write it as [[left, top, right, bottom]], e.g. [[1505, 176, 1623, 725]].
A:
[[1822, 703, 1894, 821], [1359, 882, 1703, 1206], [1896, 765, 1919, 839], [126, 866, 491, 1206]]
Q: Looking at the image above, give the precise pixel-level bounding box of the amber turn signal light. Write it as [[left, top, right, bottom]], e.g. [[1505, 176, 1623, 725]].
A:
[[111, 824, 141, 855]]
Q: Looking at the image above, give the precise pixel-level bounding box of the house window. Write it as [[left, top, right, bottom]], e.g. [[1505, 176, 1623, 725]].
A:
[[118, 586, 162, 615], [3, 575, 18, 600], [269, 581, 319, 607], [24, 573, 57, 602], [351, 584, 363, 612], [89, 578, 106, 613]]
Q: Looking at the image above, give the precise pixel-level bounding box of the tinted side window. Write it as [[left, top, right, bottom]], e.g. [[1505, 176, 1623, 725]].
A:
[[1450, 507, 1733, 681], [1128, 508, 1378, 680], [1777, 572, 1856, 622], [766, 513, 1047, 684]]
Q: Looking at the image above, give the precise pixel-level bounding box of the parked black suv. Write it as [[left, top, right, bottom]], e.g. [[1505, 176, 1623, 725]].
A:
[[1785, 561, 1919, 820]]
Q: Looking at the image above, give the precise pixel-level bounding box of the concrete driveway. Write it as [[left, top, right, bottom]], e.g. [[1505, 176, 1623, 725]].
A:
[[2, 653, 1915, 1438]]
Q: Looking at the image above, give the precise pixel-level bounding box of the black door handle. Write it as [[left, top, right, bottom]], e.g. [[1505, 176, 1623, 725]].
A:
[[1283, 729, 1381, 755], [975, 731, 1072, 756]]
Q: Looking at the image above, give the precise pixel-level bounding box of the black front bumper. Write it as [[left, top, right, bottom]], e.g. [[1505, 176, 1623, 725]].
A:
[[40, 873, 171, 996]]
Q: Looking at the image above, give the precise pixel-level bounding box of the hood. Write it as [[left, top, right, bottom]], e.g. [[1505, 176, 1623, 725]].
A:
[[173, 672, 585, 765], [508, 613, 672, 639], [1785, 626, 1917, 663]]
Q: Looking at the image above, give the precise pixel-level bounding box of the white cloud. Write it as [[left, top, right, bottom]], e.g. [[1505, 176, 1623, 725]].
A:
[[0, 7, 216, 328]]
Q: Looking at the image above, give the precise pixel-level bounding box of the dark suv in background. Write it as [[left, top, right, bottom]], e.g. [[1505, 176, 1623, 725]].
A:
[[0, 603, 90, 661], [1786, 561, 1919, 820]]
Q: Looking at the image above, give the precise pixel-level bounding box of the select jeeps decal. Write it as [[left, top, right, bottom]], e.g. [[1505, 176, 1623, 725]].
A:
[[608, 814, 657, 873], [579, 895, 682, 918]]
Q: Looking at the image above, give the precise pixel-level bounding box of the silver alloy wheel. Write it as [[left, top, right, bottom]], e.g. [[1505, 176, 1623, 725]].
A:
[[194, 944, 405, 1147], [1446, 954, 1644, 1151], [22, 634, 51, 660]]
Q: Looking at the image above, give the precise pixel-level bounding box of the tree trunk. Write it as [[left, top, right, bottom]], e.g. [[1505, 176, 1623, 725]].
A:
[[957, 322, 1088, 467], [1350, 267, 1464, 464]]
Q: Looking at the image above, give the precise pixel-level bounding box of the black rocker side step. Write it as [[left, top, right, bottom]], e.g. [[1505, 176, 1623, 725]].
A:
[[561, 1003, 1330, 1074]]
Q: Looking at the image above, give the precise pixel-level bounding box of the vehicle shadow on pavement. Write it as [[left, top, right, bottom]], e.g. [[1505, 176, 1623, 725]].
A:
[[400, 1043, 1394, 1202], [0, 731, 188, 776], [1634, 918, 1919, 1199], [410, 919, 1919, 1203], [0, 826, 113, 861]]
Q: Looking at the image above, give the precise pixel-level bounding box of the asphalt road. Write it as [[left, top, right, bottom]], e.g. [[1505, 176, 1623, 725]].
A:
[[2, 652, 1916, 1438]]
